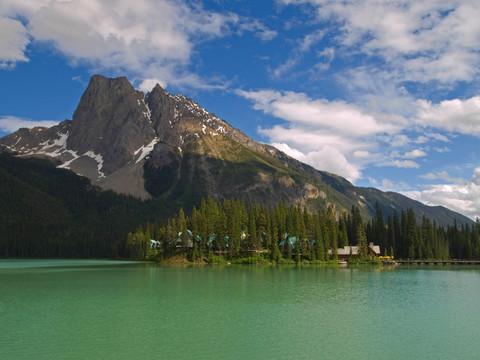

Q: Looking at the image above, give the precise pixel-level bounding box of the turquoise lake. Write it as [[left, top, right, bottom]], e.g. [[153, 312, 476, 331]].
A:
[[1, 260, 479, 359]]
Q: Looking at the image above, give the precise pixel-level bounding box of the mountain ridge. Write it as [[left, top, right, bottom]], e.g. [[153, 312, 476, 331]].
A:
[[0, 75, 473, 227]]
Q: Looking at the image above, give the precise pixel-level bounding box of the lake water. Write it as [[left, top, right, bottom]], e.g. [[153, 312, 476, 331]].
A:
[[1, 260, 479, 359]]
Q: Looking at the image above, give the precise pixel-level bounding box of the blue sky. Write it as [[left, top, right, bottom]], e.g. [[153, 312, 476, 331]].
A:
[[1, 0, 480, 220]]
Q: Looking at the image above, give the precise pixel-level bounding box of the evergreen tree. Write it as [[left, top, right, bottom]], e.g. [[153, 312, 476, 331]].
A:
[[326, 206, 338, 260], [247, 203, 257, 250], [356, 223, 369, 260]]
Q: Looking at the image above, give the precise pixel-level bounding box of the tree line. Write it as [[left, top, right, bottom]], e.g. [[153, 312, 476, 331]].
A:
[[127, 197, 480, 263]]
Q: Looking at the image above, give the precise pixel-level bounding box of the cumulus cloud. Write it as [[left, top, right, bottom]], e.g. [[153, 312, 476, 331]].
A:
[[405, 169, 480, 220], [138, 78, 167, 92], [237, 87, 480, 181], [279, 0, 480, 84], [273, 142, 361, 182], [238, 89, 395, 179], [238, 89, 398, 137], [416, 96, 480, 136], [0, 116, 59, 133], [258, 125, 367, 156], [403, 149, 427, 159], [0, 16, 29, 68], [238, 87, 439, 179], [0, 0, 275, 87], [25, 0, 232, 84]]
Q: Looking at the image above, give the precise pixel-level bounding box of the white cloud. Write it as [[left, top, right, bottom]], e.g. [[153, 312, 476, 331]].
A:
[[0, 116, 59, 133], [388, 134, 411, 147], [391, 160, 420, 169], [427, 133, 450, 142], [271, 29, 325, 78], [405, 168, 480, 220], [414, 133, 450, 144], [25, 0, 226, 80], [0, 0, 273, 87], [138, 78, 167, 93], [238, 89, 398, 137], [472, 168, 480, 186], [435, 146, 450, 153], [367, 176, 378, 185], [420, 171, 466, 185], [238, 88, 418, 181], [380, 178, 411, 191], [0, 16, 29, 68], [279, 0, 480, 84], [404, 149, 427, 159], [353, 151, 371, 159], [272, 142, 305, 160], [273, 142, 361, 182], [238, 87, 480, 183], [238, 19, 278, 41], [382, 178, 394, 189], [258, 125, 367, 156], [416, 96, 480, 136]]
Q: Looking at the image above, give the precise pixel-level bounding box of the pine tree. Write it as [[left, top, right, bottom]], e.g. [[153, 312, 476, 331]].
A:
[[356, 223, 369, 260], [247, 203, 257, 250], [326, 206, 338, 260]]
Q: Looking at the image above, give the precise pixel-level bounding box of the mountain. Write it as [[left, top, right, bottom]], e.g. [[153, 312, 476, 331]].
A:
[[0, 75, 472, 227]]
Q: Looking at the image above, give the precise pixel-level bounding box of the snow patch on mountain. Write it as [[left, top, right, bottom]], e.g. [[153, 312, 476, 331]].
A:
[[134, 138, 160, 164], [84, 150, 105, 178], [21, 132, 69, 158], [142, 97, 152, 122], [216, 125, 226, 134], [57, 150, 80, 170]]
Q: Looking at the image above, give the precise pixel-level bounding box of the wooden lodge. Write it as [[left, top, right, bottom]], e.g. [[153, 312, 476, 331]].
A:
[[329, 242, 381, 259]]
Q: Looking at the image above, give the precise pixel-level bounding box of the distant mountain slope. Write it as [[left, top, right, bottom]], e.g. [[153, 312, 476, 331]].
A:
[[0, 152, 158, 258], [0, 75, 473, 227]]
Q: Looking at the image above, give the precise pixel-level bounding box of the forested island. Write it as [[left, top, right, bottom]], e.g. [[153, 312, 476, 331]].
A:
[[126, 197, 480, 264]]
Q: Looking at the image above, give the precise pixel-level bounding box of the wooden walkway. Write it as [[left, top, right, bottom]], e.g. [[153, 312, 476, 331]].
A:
[[396, 259, 480, 265]]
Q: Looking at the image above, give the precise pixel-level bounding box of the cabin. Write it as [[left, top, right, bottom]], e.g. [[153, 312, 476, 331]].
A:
[[329, 243, 381, 259], [175, 230, 195, 248]]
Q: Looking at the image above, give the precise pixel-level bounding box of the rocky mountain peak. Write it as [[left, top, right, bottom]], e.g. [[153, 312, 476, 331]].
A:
[[146, 83, 219, 129], [68, 75, 156, 175]]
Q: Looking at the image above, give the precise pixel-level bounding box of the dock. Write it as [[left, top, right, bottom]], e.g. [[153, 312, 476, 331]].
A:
[[396, 259, 480, 265]]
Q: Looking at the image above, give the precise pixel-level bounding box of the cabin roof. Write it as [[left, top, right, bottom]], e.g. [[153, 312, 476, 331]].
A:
[[329, 243, 380, 256]]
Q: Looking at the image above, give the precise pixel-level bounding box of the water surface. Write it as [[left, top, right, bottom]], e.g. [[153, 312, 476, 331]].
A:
[[1, 260, 479, 359]]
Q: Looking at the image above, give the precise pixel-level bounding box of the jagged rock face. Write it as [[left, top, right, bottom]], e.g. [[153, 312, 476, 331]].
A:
[[0, 120, 72, 163], [68, 75, 156, 175]]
